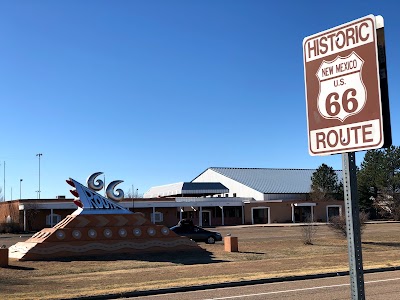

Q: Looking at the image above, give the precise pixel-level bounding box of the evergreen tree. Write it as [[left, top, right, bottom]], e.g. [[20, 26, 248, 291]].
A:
[[357, 146, 400, 219], [357, 149, 384, 212], [310, 163, 343, 201]]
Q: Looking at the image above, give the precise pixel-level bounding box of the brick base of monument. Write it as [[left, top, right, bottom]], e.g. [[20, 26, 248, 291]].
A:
[[9, 213, 200, 261]]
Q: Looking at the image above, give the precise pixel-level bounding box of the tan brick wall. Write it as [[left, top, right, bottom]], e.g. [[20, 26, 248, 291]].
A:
[[0, 201, 21, 231], [245, 200, 345, 224], [314, 200, 344, 222]]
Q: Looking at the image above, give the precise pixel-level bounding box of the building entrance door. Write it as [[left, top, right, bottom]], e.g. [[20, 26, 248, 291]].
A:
[[294, 206, 312, 222], [252, 208, 269, 224], [202, 211, 211, 227], [327, 206, 340, 220]]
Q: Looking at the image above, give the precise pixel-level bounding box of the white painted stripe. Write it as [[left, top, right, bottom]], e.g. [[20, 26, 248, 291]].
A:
[[204, 277, 400, 300], [204, 283, 349, 299]]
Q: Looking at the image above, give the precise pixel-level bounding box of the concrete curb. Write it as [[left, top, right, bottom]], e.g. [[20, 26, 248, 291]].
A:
[[64, 266, 400, 300]]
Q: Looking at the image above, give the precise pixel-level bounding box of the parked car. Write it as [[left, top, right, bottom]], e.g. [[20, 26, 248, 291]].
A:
[[170, 219, 222, 244]]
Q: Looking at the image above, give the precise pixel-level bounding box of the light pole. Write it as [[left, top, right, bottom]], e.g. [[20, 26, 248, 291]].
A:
[[0, 162, 2, 201], [36, 153, 43, 199], [3, 161, 5, 201], [131, 184, 134, 212], [20, 179, 23, 199]]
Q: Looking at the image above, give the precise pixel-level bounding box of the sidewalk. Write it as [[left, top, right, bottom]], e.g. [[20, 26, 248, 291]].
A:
[[215, 220, 400, 230]]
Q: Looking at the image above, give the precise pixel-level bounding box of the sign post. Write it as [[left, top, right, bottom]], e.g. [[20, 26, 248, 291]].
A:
[[342, 152, 365, 299], [303, 15, 391, 300]]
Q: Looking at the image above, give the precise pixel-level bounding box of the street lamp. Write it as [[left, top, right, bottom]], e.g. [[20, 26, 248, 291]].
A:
[[1, 161, 5, 201], [20, 179, 23, 199], [36, 153, 43, 199]]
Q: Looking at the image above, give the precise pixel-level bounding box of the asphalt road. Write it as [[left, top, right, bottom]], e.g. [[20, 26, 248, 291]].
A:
[[124, 270, 400, 300]]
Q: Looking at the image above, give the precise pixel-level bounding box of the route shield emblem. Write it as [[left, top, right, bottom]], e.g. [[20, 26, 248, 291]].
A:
[[316, 52, 366, 122]]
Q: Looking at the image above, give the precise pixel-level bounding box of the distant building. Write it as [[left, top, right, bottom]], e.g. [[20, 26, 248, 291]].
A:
[[145, 167, 344, 225], [0, 167, 344, 232]]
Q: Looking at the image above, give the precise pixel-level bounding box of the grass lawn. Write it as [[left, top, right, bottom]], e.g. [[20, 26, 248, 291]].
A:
[[1, 223, 400, 299]]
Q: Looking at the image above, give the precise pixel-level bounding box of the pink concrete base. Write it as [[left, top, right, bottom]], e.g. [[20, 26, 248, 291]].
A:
[[9, 213, 201, 260]]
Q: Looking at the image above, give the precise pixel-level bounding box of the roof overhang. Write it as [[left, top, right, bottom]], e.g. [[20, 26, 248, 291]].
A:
[[293, 202, 317, 207], [18, 197, 244, 210], [144, 182, 229, 198]]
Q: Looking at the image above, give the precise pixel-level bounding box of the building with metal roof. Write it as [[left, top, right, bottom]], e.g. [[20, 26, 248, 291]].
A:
[[0, 168, 344, 232], [139, 167, 344, 226], [192, 167, 343, 201]]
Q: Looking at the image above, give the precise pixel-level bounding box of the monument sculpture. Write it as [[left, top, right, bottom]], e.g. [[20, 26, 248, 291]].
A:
[[9, 172, 199, 260]]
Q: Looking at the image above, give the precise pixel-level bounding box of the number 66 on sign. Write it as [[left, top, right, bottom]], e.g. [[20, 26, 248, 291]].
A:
[[303, 15, 390, 156]]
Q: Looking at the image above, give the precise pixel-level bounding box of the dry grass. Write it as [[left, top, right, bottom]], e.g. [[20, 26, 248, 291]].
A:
[[1, 223, 400, 299]]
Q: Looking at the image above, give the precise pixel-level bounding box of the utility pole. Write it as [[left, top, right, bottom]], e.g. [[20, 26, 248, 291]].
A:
[[20, 179, 23, 199], [103, 174, 106, 196], [131, 184, 135, 212], [36, 153, 42, 199], [3, 161, 5, 201], [0, 162, 2, 201]]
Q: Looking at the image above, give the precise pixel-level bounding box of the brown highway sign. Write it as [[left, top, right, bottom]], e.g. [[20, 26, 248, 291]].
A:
[[303, 15, 383, 156]]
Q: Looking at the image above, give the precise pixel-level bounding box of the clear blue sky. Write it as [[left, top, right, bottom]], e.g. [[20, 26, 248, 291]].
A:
[[0, 1, 399, 200]]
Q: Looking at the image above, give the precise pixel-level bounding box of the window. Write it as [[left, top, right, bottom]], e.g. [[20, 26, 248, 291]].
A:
[[327, 206, 341, 221], [224, 207, 241, 218], [151, 212, 163, 223], [46, 214, 61, 226]]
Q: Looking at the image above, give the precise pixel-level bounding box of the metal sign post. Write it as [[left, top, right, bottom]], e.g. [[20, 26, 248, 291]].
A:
[[342, 152, 365, 300], [303, 15, 392, 300]]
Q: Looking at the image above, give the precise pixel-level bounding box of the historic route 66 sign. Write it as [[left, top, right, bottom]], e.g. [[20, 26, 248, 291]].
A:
[[303, 15, 384, 155], [317, 52, 366, 122]]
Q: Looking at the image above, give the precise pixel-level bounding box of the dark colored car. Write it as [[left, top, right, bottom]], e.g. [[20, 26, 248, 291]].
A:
[[170, 219, 222, 244]]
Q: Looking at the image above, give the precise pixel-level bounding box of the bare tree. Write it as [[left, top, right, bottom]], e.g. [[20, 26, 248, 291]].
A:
[[125, 187, 142, 198], [301, 214, 317, 245], [25, 202, 40, 231], [372, 191, 400, 220], [328, 212, 369, 238]]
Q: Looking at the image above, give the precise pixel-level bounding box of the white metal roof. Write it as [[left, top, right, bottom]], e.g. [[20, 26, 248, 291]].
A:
[[193, 167, 343, 194]]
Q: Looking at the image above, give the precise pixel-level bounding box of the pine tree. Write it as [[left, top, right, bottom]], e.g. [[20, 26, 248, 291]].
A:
[[310, 163, 343, 201], [357, 146, 400, 219], [357, 149, 384, 212]]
